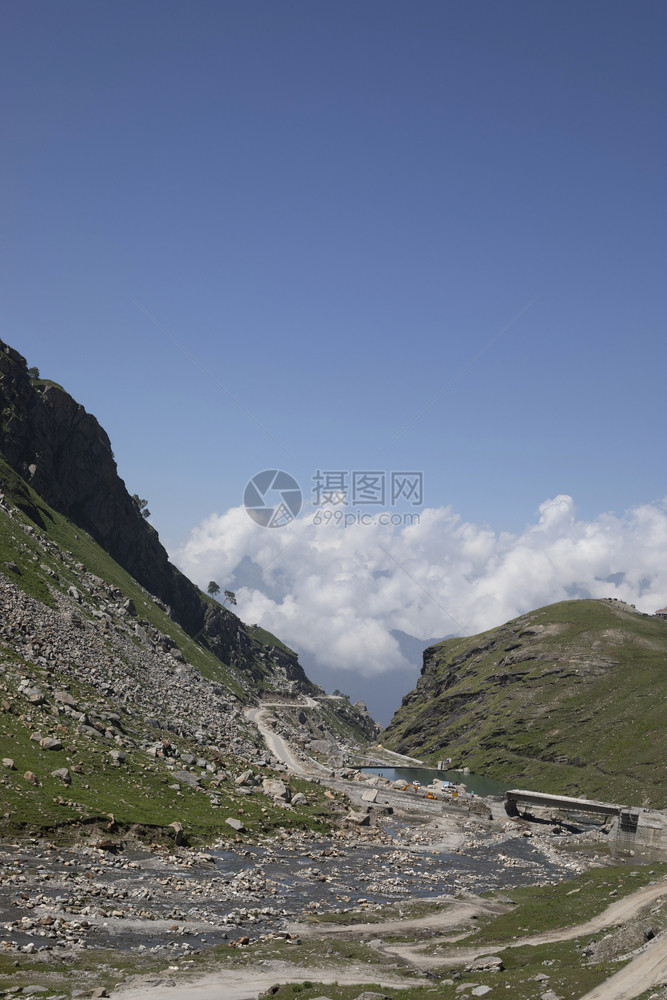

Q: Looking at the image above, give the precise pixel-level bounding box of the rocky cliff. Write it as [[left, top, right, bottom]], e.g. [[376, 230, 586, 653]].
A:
[[0, 339, 314, 692], [1, 340, 213, 636], [381, 599, 667, 807]]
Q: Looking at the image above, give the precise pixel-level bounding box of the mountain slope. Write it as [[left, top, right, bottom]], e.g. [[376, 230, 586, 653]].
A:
[[0, 339, 376, 839], [0, 339, 315, 696], [381, 599, 666, 807]]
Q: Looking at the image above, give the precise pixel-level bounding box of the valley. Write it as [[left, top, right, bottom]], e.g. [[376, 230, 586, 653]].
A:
[[1, 338, 666, 1000]]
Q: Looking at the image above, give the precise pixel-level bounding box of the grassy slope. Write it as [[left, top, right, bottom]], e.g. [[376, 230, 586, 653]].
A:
[[381, 599, 667, 806]]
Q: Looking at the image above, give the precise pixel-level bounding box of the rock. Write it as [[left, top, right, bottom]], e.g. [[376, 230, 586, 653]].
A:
[[173, 770, 200, 788], [465, 955, 504, 972], [123, 597, 136, 615], [471, 989, 492, 997], [40, 737, 63, 750], [94, 839, 117, 851], [361, 788, 378, 802], [55, 689, 78, 708], [51, 767, 71, 784], [346, 809, 370, 826], [226, 817, 245, 832], [90, 990, 110, 999], [2, 757, 15, 769], [540, 993, 561, 1000], [24, 770, 38, 784], [236, 769, 255, 786], [291, 792, 308, 806], [21, 988, 48, 996], [109, 749, 126, 764], [68, 586, 81, 602], [169, 821, 184, 845], [262, 777, 290, 801], [24, 686, 46, 705]]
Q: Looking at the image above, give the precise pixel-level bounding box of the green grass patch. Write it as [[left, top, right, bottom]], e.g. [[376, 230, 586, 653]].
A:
[[469, 861, 667, 944]]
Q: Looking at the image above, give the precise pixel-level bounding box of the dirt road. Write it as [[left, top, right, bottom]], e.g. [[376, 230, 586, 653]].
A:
[[376, 875, 667, 1000], [112, 964, 429, 1000], [578, 931, 667, 1000], [244, 704, 331, 776]]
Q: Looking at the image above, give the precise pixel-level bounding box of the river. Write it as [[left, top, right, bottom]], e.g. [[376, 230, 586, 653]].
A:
[[361, 765, 509, 797]]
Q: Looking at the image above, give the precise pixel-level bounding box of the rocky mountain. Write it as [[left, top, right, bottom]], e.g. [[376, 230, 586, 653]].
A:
[[381, 598, 667, 807], [0, 339, 377, 840]]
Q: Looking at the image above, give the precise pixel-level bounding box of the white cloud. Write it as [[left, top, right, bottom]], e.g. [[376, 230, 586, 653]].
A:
[[172, 495, 667, 679]]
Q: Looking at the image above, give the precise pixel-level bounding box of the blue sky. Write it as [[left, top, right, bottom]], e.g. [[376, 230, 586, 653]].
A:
[[3, 2, 667, 719]]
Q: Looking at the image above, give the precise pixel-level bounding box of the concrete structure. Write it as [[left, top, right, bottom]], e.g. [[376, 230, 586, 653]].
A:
[[505, 788, 667, 855], [505, 788, 624, 817]]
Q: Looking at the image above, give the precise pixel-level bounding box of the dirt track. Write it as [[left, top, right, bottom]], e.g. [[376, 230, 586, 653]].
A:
[[578, 931, 667, 1000], [377, 877, 667, 970], [112, 964, 429, 1000], [110, 877, 667, 1000]]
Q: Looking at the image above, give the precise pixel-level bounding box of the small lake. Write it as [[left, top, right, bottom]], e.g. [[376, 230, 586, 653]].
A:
[[361, 765, 509, 798]]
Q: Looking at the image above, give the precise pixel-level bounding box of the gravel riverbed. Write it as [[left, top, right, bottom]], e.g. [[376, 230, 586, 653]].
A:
[[0, 816, 595, 960]]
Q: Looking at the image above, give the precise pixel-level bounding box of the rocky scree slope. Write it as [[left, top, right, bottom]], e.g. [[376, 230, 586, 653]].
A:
[[381, 599, 667, 807]]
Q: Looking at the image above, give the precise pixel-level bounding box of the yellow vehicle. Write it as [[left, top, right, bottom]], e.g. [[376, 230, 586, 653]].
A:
[[424, 792, 437, 800]]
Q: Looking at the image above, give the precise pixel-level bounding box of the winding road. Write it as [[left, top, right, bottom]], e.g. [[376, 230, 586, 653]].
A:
[[244, 701, 333, 776]]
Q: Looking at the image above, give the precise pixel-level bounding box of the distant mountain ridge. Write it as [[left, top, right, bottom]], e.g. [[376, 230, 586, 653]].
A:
[[381, 598, 667, 807]]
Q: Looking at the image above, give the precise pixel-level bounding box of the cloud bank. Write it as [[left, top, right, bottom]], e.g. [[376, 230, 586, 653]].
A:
[[173, 494, 667, 679]]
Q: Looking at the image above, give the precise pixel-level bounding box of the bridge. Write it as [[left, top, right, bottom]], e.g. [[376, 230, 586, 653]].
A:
[[504, 788, 625, 818]]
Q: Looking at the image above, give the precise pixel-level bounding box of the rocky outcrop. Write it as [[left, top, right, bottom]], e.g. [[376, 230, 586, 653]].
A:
[[0, 339, 317, 696], [203, 604, 313, 693], [0, 340, 204, 635]]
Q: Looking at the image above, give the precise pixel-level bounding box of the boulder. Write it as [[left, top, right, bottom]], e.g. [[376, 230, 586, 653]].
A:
[[51, 768, 71, 784], [173, 770, 200, 788], [226, 817, 245, 832], [346, 809, 370, 826], [362, 788, 378, 803], [262, 777, 291, 801], [169, 821, 184, 845], [54, 689, 78, 708], [465, 955, 504, 972], [40, 737, 63, 751]]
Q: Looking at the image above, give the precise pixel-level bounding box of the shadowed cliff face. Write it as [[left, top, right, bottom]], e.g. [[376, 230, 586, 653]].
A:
[[0, 339, 315, 695]]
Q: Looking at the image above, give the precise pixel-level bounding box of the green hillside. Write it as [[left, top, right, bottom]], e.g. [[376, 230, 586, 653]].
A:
[[381, 599, 667, 807]]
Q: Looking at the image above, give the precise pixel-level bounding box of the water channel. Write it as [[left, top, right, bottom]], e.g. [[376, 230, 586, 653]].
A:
[[361, 766, 509, 797]]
